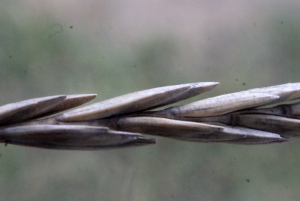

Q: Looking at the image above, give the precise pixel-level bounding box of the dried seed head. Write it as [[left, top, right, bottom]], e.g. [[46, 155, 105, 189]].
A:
[[1, 82, 299, 149]]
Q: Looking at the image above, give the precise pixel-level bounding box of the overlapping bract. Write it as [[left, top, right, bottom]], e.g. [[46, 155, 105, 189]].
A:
[[1, 82, 300, 150]]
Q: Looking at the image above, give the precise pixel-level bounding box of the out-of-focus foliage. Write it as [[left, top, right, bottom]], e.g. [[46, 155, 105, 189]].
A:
[[1, 1, 300, 201]]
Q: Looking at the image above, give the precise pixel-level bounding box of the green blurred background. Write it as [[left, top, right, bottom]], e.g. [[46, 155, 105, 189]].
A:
[[1, 1, 300, 200]]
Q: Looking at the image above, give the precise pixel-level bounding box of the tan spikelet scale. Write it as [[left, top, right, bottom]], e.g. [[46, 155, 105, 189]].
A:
[[0, 95, 66, 126], [167, 125, 286, 144], [57, 82, 218, 122], [220, 126, 288, 144], [235, 114, 300, 137], [36, 94, 97, 118], [248, 83, 300, 102], [148, 82, 219, 109], [117, 116, 223, 138], [166, 92, 279, 118], [0, 125, 155, 150]]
